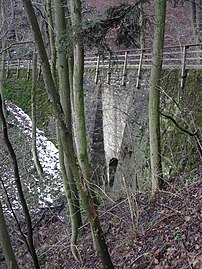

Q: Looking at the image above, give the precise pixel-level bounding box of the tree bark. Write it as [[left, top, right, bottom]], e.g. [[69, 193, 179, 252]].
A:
[[149, 0, 166, 194], [31, 50, 44, 180], [22, 1, 114, 267], [191, 0, 202, 65], [0, 0, 7, 117], [70, 0, 91, 183], [0, 199, 18, 269], [54, 0, 82, 262], [45, 0, 57, 82], [0, 95, 40, 268], [0, 39, 6, 117], [70, 1, 114, 268], [57, 125, 82, 264], [139, 2, 145, 49]]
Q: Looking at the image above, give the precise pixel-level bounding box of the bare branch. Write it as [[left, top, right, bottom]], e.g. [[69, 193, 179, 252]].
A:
[[0, 40, 34, 54], [158, 110, 197, 136], [0, 177, 31, 254]]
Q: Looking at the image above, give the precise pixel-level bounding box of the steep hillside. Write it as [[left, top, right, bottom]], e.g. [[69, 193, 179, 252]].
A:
[[0, 171, 201, 268]]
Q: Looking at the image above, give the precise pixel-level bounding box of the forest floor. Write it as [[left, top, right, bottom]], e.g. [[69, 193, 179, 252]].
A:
[[1, 167, 201, 269], [0, 103, 201, 268]]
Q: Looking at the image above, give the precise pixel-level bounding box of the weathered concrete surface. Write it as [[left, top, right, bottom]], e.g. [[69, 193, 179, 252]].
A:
[[84, 68, 150, 198]]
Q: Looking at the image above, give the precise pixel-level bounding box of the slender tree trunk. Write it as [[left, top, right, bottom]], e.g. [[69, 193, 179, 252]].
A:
[[31, 50, 44, 180], [57, 125, 82, 264], [0, 40, 6, 117], [45, 0, 57, 81], [68, 53, 74, 104], [0, 10, 18, 268], [139, 2, 145, 49], [0, 0, 7, 117], [54, 0, 82, 262], [0, 95, 40, 269], [191, 0, 202, 63], [22, 1, 114, 267], [149, 0, 166, 194], [70, 0, 91, 182], [70, 1, 114, 268], [0, 198, 18, 269], [191, 0, 200, 43], [195, 0, 202, 43]]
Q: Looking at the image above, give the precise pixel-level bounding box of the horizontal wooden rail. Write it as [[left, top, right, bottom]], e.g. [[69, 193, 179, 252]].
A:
[[84, 42, 202, 56], [84, 45, 202, 69], [1, 43, 202, 72]]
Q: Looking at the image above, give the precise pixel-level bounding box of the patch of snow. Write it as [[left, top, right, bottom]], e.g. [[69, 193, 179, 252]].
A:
[[6, 100, 60, 178], [4, 100, 64, 205], [44, 194, 54, 205]]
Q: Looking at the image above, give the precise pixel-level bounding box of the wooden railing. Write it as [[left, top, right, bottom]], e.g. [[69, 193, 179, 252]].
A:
[[84, 43, 202, 87], [85, 43, 202, 69], [1, 43, 202, 87]]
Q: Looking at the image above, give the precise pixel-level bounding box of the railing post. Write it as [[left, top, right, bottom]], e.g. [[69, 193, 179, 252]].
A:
[[180, 46, 187, 90], [6, 60, 9, 79], [106, 53, 111, 85], [37, 63, 41, 81], [121, 51, 128, 86], [27, 60, 31, 80], [136, 49, 144, 89], [16, 59, 20, 78], [95, 54, 100, 84]]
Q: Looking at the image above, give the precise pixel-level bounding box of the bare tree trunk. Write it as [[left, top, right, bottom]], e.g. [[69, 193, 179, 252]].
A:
[[45, 0, 57, 81], [149, 0, 166, 195], [70, 0, 91, 183], [31, 50, 44, 180], [139, 2, 145, 49], [70, 0, 114, 268], [0, 0, 7, 117], [0, 95, 40, 269], [57, 125, 82, 264], [54, 0, 82, 262], [0, 198, 18, 269], [22, 1, 114, 267], [191, 0, 202, 43], [0, 39, 6, 117]]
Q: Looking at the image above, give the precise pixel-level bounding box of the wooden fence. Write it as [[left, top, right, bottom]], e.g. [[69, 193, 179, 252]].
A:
[[1, 43, 202, 87], [85, 43, 202, 87], [85, 43, 202, 68]]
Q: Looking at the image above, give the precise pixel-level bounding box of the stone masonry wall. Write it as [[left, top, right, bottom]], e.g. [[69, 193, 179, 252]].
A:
[[84, 68, 151, 198]]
